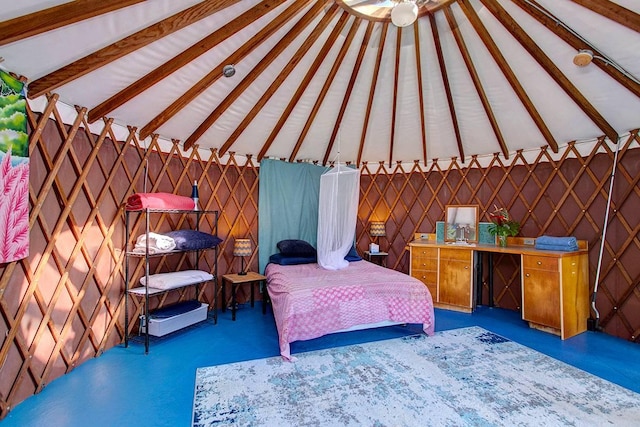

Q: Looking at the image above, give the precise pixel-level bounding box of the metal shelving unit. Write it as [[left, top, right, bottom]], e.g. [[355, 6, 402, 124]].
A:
[[124, 208, 219, 353]]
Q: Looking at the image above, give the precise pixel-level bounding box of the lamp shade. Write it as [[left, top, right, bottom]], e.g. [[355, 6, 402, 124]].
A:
[[453, 208, 474, 225], [370, 221, 386, 237], [233, 238, 252, 257], [391, 1, 418, 27]]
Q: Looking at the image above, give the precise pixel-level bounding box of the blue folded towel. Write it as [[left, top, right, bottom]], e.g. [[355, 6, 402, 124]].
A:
[[534, 244, 577, 252], [535, 235, 579, 252]]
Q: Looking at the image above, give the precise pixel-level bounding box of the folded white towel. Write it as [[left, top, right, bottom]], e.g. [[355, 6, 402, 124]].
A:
[[139, 270, 214, 290], [133, 232, 176, 254]]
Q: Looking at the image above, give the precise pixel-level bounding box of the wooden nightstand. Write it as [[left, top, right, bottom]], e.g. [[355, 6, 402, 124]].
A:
[[364, 251, 388, 267], [221, 272, 267, 321]]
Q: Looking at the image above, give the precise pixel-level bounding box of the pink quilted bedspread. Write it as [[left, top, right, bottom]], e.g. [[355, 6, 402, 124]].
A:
[[265, 260, 435, 360]]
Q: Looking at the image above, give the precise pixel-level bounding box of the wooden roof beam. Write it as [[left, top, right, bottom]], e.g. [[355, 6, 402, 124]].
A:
[[356, 23, 389, 167], [480, 0, 619, 144], [389, 26, 402, 167], [445, 7, 509, 158], [184, 0, 319, 151], [88, 0, 289, 123], [218, 5, 340, 156], [430, 13, 465, 163], [513, 0, 640, 99], [27, 0, 239, 99], [413, 22, 428, 165], [459, 0, 559, 153], [290, 17, 361, 163], [569, 0, 640, 33], [257, 12, 351, 161], [147, 2, 306, 144], [0, 0, 143, 47], [321, 21, 375, 165], [444, 7, 509, 159]]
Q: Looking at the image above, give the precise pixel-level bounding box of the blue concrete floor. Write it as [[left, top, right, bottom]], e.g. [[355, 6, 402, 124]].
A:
[[2, 305, 639, 427]]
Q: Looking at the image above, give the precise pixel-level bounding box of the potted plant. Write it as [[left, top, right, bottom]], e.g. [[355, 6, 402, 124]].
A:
[[487, 206, 520, 247]]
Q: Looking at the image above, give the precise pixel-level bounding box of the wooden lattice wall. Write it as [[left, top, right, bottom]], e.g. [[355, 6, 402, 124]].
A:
[[357, 133, 640, 343], [0, 96, 638, 418]]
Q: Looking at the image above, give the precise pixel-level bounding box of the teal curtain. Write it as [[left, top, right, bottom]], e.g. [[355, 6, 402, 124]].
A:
[[258, 159, 326, 273]]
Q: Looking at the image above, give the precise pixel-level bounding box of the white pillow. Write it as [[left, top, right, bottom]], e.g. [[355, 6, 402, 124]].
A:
[[139, 270, 213, 290]]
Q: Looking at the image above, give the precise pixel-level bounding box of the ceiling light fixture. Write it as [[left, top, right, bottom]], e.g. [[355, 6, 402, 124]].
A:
[[391, 1, 418, 27]]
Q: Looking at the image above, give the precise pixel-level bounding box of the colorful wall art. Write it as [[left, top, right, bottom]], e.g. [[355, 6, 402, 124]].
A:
[[0, 70, 29, 262]]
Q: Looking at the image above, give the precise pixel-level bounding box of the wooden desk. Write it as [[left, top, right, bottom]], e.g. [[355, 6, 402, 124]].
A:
[[409, 238, 589, 340], [221, 272, 267, 321]]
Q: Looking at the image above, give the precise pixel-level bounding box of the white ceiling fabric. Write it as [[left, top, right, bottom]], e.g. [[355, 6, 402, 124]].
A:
[[2, 0, 638, 169]]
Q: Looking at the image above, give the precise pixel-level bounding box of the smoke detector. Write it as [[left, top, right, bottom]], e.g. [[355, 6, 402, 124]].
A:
[[222, 64, 236, 78], [573, 49, 594, 67]]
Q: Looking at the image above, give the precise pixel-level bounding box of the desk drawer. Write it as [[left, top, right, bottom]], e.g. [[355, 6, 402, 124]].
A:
[[412, 246, 437, 258], [523, 255, 558, 272], [411, 270, 437, 285], [439, 248, 471, 262], [411, 269, 437, 298], [412, 255, 438, 271]]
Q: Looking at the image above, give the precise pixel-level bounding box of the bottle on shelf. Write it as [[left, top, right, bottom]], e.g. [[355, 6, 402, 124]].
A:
[[192, 180, 199, 211]]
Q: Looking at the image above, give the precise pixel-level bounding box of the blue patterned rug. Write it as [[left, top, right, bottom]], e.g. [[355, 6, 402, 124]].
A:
[[193, 327, 640, 426]]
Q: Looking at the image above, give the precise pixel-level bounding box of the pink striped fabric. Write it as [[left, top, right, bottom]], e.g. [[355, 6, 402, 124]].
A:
[[0, 152, 29, 262], [265, 260, 435, 360]]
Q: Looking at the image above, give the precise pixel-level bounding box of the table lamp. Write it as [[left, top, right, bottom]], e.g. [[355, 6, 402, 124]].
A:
[[233, 238, 252, 275], [369, 221, 385, 253]]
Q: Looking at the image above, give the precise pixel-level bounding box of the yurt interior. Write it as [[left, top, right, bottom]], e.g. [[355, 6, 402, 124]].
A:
[[1, 0, 640, 425]]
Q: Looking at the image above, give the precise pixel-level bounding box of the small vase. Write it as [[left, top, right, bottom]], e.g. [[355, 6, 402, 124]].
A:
[[497, 235, 508, 247]]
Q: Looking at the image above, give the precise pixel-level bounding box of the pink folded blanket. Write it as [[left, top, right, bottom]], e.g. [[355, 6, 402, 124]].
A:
[[125, 192, 195, 211]]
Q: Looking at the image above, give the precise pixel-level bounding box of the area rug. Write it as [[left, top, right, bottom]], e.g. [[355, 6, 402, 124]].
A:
[[193, 327, 640, 426]]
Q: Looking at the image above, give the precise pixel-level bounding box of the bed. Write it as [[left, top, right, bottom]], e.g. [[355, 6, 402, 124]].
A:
[[265, 259, 435, 360]]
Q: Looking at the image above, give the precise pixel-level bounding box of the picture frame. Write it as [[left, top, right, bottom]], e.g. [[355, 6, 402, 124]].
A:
[[444, 205, 479, 243]]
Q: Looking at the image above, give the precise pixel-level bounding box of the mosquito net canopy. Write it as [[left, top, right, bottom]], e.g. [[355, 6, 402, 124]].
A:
[[317, 164, 360, 270]]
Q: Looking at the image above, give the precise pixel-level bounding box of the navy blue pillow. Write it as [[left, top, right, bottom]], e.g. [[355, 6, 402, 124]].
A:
[[345, 244, 362, 262], [276, 239, 317, 256], [164, 230, 223, 251], [269, 253, 317, 266]]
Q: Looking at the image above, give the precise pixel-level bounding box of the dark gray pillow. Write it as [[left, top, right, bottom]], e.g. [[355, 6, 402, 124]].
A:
[[276, 239, 317, 256]]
